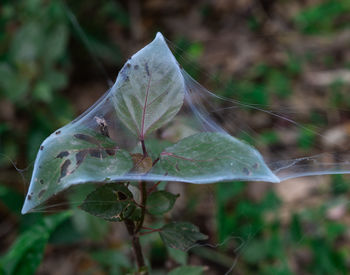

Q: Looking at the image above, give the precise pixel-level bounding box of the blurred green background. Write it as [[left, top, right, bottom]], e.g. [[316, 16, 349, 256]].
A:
[[1, 0, 350, 274]]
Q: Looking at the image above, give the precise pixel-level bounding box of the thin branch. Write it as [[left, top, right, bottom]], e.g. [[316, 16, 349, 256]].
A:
[[141, 139, 148, 157], [124, 219, 146, 271], [139, 228, 161, 236], [142, 226, 157, 230], [152, 157, 160, 166], [148, 181, 162, 193]]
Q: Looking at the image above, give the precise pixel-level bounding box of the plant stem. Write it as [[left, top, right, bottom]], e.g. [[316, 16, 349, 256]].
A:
[[124, 139, 149, 273], [124, 183, 147, 272], [152, 157, 160, 166], [141, 139, 148, 157], [147, 180, 161, 193], [124, 219, 146, 273], [135, 181, 147, 233], [139, 227, 161, 236], [132, 235, 146, 270]]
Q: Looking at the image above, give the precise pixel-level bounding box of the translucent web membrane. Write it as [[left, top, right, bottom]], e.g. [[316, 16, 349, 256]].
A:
[[22, 32, 350, 214], [181, 71, 350, 181]]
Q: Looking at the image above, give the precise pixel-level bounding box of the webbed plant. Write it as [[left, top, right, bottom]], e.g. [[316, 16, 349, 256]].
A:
[[22, 33, 350, 273]]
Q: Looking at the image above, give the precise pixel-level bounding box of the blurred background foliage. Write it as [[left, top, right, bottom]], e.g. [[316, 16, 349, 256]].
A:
[[1, 0, 350, 274]]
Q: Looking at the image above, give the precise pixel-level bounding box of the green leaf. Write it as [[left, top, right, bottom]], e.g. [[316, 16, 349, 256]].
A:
[[129, 207, 142, 222], [22, 128, 133, 214], [168, 265, 205, 275], [112, 32, 185, 139], [0, 212, 70, 275], [160, 132, 278, 183], [80, 183, 136, 222], [167, 247, 188, 265], [132, 138, 173, 161], [159, 222, 208, 251], [147, 191, 179, 215]]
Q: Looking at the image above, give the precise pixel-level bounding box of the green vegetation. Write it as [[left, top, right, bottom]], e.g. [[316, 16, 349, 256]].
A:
[[2, 0, 350, 274]]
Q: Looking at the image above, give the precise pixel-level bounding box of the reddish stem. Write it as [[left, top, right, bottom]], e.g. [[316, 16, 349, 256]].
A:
[[152, 157, 160, 166], [141, 139, 148, 157], [147, 181, 162, 193], [142, 226, 157, 231], [139, 228, 161, 236]]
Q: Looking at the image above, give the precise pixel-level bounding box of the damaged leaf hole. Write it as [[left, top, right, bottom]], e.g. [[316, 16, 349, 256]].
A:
[[115, 191, 128, 201]]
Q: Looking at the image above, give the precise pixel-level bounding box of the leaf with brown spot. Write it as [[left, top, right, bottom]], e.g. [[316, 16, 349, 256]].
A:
[[59, 159, 71, 182], [74, 134, 100, 145], [38, 189, 46, 198], [56, 151, 69, 159], [76, 150, 88, 166], [80, 184, 136, 222], [22, 129, 133, 214], [113, 33, 185, 139], [89, 149, 102, 158], [160, 132, 278, 183], [131, 153, 153, 174], [159, 222, 208, 251]]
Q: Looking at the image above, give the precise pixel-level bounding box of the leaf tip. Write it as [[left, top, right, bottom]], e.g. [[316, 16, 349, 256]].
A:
[[155, 32, 165, 41], [21, 199, 31, 214]]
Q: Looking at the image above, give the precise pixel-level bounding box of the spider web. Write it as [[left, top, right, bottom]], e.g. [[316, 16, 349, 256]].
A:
[[21, 32, 350, 215]]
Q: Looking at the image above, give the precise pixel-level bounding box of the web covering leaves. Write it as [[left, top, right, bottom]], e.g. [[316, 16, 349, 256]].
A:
[[22, 32, 350, 214]]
